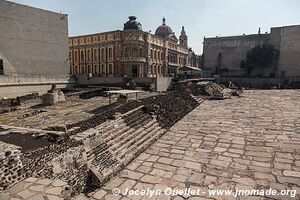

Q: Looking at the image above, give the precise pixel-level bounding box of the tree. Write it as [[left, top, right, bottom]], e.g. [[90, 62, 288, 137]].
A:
[[240, 44, 279, 77]]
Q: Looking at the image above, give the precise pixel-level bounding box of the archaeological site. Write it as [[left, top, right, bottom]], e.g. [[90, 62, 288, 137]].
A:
[[0, 0, 300, 200]]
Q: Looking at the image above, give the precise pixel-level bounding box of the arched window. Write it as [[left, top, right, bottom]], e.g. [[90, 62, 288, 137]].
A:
[[94, 49, 97, 62], [108, 64, 113, 75], [101, 48, 105, 62], [108, 47, 113, 59], [80, 51, 84, 63], [101, 64, 105, 74], [74, 51, 77, 63], [87, 50, 91, 62]]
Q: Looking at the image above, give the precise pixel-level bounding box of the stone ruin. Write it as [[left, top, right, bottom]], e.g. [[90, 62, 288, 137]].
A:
[[42, 84, 66, 106], [0, 141, 24, 190], [0, 80, 242, 198]]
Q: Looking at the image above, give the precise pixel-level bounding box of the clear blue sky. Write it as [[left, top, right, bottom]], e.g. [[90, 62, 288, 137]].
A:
[[12, 0, 300, 54]]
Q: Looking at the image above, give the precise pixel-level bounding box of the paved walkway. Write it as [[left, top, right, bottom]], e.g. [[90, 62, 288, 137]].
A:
[[0, 177, 70, 200], [78, 90, 300, 200]]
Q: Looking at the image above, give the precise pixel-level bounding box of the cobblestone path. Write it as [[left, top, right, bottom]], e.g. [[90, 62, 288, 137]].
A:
[[76, 90, 300, 200]]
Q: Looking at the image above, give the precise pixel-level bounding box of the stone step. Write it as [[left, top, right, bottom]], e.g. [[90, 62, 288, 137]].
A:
[[117, 122, 160, 160], [130, 128, 166, 158], [99, 110, 145, 137], [122, 126, 163, 163], [95, 106, 144, 131], [111, 118, 156, 153], [102, 114, 151, 145]]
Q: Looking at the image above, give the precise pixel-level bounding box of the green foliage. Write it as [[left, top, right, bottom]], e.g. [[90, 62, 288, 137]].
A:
[[240, 44, 279, 77]]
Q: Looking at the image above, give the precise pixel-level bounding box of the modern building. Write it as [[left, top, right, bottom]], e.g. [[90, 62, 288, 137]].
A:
[[203, 25, 300, 80], [0, 0, 72, 97], [69, 16, 189, 78]]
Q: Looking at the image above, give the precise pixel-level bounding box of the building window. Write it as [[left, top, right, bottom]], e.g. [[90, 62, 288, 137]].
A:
[[94, 65, 98, 74], [80, 51, 84, 63], [125, 48, 129, 57], [94, 49, 97, 62], [69, 51, 72, 63], [108, 64, 113, 75], [0, 59, 4, 74], [139, 49, 143, 57], [132, 48, 137, 57], [101, 48, 105, 62], [154, 50, 157, 60], [108, 47, 113, 59], [150, 49, 153, 59], [158, 51, 160, 61], [87, 50, 91, 62], [101, 64, 105, 74], [81, 66, 84, 74], [74, 51, 77, 63], [161, 52, 164, 60]]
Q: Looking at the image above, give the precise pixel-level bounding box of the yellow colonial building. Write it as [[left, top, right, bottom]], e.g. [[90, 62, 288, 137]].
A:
[[69, 16, 189, 78]]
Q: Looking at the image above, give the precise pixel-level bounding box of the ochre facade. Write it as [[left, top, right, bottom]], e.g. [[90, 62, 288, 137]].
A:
[[69, 17, 189, 78]]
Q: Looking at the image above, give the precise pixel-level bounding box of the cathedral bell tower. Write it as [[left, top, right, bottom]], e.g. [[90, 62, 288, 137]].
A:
[[179, 26, 188, 48]]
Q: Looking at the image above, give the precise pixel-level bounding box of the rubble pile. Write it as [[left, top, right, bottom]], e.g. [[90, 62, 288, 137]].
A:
[[17, 93, 40, 103], [0, 93, 40, 112], [171, 81, 205, 95], [0, 93, 40, 107], [171, 80, 238, 100], [0, 141, 24, 189], [141, 91, 199, 129]]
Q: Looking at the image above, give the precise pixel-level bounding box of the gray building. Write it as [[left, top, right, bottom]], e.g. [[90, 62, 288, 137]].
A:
[[0, 0, 72, 97], [203, 25, 300, 81]]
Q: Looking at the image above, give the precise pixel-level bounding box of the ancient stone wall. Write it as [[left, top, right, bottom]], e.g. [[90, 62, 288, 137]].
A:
[[0, 142, 24, 189]]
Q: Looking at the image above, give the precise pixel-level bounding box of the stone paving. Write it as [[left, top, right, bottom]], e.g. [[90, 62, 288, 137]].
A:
[[80, 90, 300, 200], [0, 177, 70, 200]]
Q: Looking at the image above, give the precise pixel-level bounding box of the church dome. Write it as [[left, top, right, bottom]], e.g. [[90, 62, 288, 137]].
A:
[[155, 17, 173, 38], [124, 16, 142, 30]]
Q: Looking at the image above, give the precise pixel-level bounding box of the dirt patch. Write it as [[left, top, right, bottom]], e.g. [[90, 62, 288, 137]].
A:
[[0, 133, 52, 152]]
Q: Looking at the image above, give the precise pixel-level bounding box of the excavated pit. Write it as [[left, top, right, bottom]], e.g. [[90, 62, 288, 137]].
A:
[[0, 82, 232, 196]]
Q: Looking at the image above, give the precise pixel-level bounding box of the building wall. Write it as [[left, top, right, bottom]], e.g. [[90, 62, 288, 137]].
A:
[[69, 29, 188, 78], [0, 0, 69, 76], [203, 34, 270, 76], [271, 25, 300, 78]]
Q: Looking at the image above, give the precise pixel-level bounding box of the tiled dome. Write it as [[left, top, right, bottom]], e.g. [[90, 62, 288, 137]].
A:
[[155, 17, 173, 38]]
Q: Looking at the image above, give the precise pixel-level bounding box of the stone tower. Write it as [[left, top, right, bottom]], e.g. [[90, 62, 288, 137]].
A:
[[179, 26, 188, 48]]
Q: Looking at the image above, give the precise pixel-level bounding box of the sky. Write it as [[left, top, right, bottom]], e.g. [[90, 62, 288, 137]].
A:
[[11, 0, 300, 54]]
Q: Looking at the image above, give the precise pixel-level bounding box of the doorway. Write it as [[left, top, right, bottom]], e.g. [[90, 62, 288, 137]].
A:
[[0, 59, 3, 74], [131, 65, 138, 77]]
